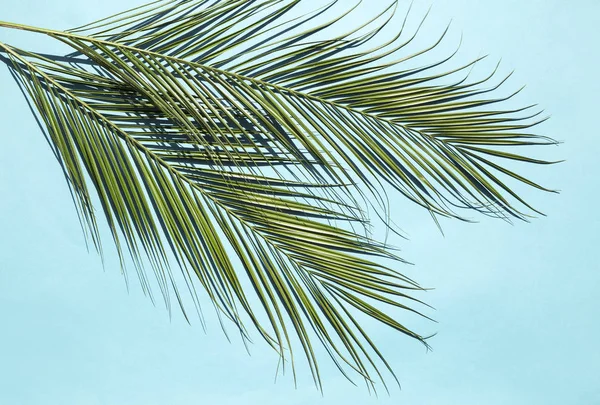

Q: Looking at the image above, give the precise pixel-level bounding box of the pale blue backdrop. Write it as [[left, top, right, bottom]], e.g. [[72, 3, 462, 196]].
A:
[[1, 1, 598, 404]]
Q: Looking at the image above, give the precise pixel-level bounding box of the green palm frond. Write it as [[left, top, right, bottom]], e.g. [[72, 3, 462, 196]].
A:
[[0, 0, 556, 391]]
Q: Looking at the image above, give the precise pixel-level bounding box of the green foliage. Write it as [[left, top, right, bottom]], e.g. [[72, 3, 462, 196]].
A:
[[0, 0, 556, 391]]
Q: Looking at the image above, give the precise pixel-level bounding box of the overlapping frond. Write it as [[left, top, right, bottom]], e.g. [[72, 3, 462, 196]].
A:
[[0, 0, 555, 391]]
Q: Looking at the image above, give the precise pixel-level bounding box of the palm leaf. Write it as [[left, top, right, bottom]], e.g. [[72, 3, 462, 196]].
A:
[[0, 0, 556, 391]]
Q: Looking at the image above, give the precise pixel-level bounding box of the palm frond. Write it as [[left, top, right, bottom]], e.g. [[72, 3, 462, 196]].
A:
[[0, 0, 556, 391]]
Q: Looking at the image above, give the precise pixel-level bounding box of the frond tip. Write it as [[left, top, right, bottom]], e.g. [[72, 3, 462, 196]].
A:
[[0, 0, 556, 391]]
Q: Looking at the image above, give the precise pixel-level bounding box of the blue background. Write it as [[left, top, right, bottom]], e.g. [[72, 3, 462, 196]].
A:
[[1, 1, 598, 404]]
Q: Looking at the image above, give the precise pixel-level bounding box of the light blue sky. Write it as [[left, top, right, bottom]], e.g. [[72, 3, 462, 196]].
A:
[[1, 1, 598, 404]]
